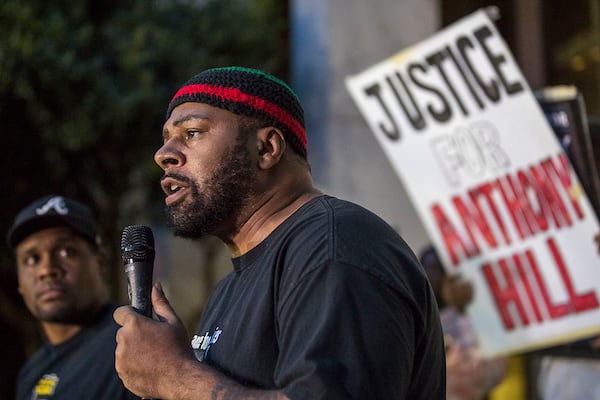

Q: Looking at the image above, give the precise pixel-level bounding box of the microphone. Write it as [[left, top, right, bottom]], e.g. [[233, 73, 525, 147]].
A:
[[120, 225, 155, 317]]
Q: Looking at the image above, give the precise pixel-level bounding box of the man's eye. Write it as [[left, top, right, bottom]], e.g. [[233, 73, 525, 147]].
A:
[[57, 246, 78, 258], [186, 130, 202, 140], [22, 255, 39, 266]]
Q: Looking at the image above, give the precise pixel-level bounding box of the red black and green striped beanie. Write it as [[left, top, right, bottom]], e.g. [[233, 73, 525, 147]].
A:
[[166, 66, 307, 158]]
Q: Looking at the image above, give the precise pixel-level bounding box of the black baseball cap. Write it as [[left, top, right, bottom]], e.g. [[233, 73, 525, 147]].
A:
[[7, 195, 99, 248]]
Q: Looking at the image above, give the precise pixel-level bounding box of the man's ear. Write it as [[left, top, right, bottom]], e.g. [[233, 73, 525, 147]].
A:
[[256, 127, 286, 169]]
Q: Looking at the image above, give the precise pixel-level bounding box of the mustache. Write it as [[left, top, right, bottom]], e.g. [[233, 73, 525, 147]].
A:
[[160, 172, 192, 185]]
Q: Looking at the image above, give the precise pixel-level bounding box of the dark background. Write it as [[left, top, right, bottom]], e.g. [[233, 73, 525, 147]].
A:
[[0, 1, 288, 397]]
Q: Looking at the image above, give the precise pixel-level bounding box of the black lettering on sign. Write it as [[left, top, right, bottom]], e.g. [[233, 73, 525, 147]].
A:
[[363, 83, 400, 140], [426, 48, 468, 117], [387, 72, 426, 130], [408, 62, 452, 123], [357, 20, 526, 143], [474, 26, 524, 96], [456, 35, 499, 103]]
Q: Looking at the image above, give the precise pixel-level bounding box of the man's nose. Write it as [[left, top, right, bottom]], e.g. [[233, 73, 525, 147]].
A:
[[37, 255, 64, 281], [155, 139, 185, 170]]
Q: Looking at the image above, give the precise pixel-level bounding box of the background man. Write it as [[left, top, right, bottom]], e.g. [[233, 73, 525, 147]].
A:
[[8, 195, 132, 400]]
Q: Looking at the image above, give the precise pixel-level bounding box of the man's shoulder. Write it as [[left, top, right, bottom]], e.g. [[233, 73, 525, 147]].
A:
[[16, 304, 127, 400], [292, 195, 389, 231], [282, 195, 422, 282]]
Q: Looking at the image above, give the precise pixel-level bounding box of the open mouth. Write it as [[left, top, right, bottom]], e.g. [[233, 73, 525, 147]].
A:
[[167, 182, 182, 194], [161, 176, 190, 205]]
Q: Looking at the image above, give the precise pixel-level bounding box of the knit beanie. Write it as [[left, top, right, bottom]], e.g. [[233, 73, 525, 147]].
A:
[[166, 66, 307, 158]]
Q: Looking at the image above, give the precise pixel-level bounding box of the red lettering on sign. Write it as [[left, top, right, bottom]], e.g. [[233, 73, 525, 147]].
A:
[[542, 154, 584, 220], [481, 239, 599, 330], [523, 249, 568, 319], [482, 258, 528, 330], [495, 173, 536, 240], [529, 163, 572, 228], [546, 237, 598, 312], [430, 154, 586, 266], [431, 203, 476, 266]]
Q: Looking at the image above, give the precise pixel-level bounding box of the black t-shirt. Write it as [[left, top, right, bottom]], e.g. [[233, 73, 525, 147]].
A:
[[16, 304, 133, 400], [192, 195, 446, 399]]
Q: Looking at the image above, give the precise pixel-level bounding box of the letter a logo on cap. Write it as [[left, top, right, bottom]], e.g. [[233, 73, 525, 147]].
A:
[[36, 196, 69, 216]]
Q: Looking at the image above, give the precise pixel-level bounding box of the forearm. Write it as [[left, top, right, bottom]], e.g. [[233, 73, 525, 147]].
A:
[[157, 358, 289, 400]]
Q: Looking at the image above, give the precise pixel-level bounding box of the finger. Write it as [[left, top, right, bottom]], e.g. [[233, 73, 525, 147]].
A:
[[151, 282, 179, 324], [113, 305, 137, 326]]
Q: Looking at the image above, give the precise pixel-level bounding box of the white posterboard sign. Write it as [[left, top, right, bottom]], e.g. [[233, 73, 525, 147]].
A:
[[345, 9, 600, 357]]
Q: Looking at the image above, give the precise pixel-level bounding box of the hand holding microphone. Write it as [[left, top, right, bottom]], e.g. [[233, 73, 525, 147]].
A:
[[121, 225, 155, 317], [119, 225, 156, 399], [115, 226, 193, 399]]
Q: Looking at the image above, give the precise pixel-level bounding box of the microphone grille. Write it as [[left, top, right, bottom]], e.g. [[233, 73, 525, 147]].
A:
[[121, 225, 155, 263]]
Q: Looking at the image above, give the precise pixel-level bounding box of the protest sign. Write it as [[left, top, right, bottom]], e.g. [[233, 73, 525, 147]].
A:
[[345, 8, 600, 356]]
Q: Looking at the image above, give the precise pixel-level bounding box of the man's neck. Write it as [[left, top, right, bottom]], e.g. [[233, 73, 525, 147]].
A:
[[223, 187, 322, 257], [41, 303, 108, 345], [43, 322, 84, 345]]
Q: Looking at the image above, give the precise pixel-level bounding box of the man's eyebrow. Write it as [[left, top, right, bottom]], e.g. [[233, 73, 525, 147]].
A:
[[17, 246, 37, 258], [172, 114, 211, 127]]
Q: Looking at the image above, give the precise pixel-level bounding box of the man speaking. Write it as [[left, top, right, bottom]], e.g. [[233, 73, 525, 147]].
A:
[[114, 66, 446, 399]]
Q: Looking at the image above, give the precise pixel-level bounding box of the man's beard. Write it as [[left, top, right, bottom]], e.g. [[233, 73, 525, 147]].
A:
[[164, 136, 258, 239], [36, 301, 98, 325]]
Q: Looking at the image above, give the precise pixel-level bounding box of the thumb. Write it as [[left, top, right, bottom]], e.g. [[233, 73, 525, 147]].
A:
[[151, 282, 179, 324]]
